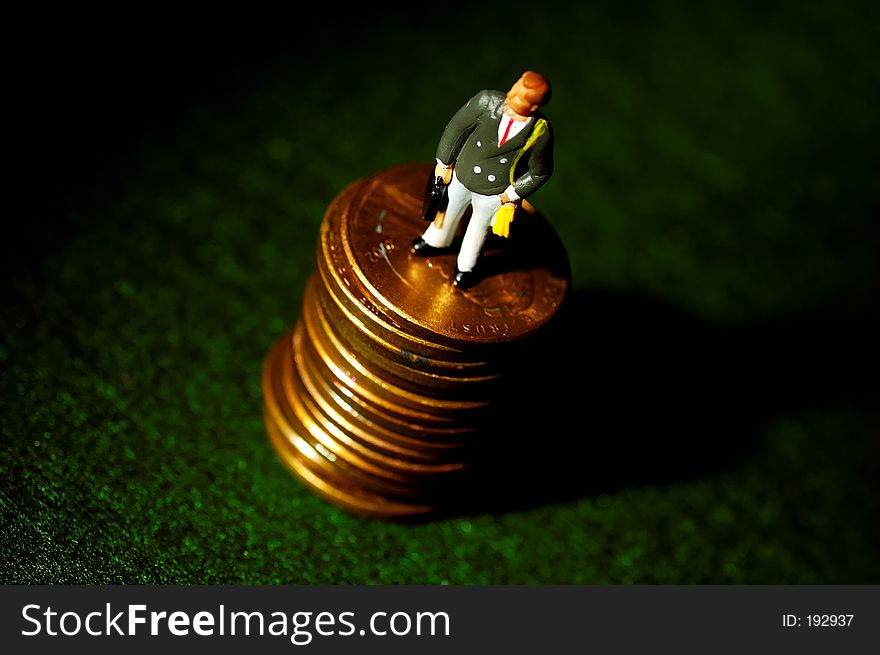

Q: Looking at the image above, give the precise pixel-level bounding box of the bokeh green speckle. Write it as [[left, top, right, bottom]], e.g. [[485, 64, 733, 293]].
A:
[[2, 1, 879, 584]]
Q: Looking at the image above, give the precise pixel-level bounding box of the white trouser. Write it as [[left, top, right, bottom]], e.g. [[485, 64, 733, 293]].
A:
[[421, 172, 502, 273]]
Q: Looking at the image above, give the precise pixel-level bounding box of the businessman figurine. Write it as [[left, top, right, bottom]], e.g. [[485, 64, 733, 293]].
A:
[[413, 71, 555, 289]]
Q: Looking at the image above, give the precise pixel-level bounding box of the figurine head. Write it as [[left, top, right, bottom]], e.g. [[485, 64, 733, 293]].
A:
[[505, 71, 551, 118]]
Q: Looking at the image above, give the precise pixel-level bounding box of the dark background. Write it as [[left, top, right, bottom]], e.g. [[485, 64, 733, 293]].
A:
[[2, 1, 879, 583]]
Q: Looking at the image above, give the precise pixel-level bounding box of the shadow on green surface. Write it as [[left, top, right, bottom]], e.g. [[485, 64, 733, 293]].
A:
[[450, 289, 880, 516]]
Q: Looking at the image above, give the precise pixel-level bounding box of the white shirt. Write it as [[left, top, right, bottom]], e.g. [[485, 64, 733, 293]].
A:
[[497, 114, 529, 146]]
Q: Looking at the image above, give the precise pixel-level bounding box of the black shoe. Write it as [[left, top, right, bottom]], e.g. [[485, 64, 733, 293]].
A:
[[452, 268, 478, 289], [411, 237, 442, 256]]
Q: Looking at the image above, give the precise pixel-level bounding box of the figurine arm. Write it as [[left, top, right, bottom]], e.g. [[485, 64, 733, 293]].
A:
[[435, 90, 490, 166], [501, 186, 519, 204], [511, 123, 555, 199]]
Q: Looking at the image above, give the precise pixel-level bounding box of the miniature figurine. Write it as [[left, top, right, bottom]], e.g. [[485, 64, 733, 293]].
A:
[[414, 70, 555, 288]]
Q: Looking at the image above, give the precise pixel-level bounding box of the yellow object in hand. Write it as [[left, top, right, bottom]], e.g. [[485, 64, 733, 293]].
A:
[[493, 204, 516, 238], [492, 118, 547, 239]]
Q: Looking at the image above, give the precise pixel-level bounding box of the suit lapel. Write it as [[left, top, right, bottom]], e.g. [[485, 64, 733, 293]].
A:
[[499, 117, 535, 152]]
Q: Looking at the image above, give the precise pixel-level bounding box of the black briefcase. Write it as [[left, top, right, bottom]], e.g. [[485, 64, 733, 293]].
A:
[[422, 171, 450, 221]]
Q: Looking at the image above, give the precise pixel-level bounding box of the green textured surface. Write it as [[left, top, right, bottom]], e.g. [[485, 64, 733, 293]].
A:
[[2, 2, 879, 583]]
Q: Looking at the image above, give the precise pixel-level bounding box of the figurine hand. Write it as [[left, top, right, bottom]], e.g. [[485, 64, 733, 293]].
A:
[[499, 191, 516, 205], [435, 163, 453, 185]]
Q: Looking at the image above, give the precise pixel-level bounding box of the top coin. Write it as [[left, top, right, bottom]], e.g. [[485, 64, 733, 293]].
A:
[[328, 163, 570, 347]]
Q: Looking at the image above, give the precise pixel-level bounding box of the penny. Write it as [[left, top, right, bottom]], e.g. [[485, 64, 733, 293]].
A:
[[296, 332, 477, 444], [262, 164, 570, 518], [293, 336, 470, 472], [307, 277, 502, 396], [338, 164, 570, 348], [301, 284, 491, 415], [296, 339, 472, 456], [318, 235, 477, 363], [268, 332, 424, 497], [264, 408, 435, 518], [287, 351, 467, 481], [315, 276, 498, 380]]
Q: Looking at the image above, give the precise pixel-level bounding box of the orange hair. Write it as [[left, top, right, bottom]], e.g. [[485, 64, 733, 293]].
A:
[[519, 71, 552, 106]]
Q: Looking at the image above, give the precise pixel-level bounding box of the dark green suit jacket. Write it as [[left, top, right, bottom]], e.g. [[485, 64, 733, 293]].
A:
[[436, 89, 554, 198]]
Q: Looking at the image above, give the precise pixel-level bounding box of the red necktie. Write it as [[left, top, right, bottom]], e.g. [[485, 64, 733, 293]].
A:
[[499, 117, 514, 146]]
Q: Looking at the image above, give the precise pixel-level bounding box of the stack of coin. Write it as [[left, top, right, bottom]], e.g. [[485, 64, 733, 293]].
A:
[[262, 163, 569, 518]]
